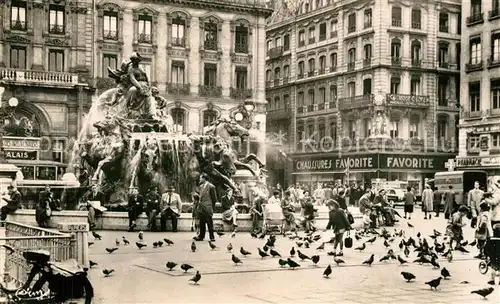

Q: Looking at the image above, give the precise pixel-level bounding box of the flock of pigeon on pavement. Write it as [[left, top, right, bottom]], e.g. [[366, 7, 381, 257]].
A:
[[87, 221, 496, 300]]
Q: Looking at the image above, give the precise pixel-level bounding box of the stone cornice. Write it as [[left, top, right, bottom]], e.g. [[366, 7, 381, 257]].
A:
[[152, 0, 273, 18]]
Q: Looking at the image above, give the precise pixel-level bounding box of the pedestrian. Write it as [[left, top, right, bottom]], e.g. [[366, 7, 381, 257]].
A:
[[300, 192, 316, 233], [484, 180, 500, 235], [193, 173, 218, 242], [251, 194, 265, 233], [403, 186, 415, 220], [468, 181, 484, 218], [335, 188, 347, 210], [127, 187, 143, 232], [474, 202, 492, 259], [220, 189, 239, 231], [0, 185, 21, 225], [267, 190, 281, 204], [325, 199, 351, 257], [35, 192, 53, 228], [160, 186, 182, 232], [446, 205, 469, 249], [84, 185, 106, 230], [443, 185, 455, 220], [280, 190, 297, 232], [362, 208, 372, 232], [421, 184, 433, 220], [433, 186, 442, 217]]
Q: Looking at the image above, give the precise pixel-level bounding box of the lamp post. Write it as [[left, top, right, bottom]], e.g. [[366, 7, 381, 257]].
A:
[[234, 99, 255, 129], [0, 97, 19, 162]]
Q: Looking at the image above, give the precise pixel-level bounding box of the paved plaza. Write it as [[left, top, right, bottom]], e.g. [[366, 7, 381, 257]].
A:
[[86, 211, 499, 303]]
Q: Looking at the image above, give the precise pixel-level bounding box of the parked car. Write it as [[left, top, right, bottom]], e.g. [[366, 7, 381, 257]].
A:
[[385, 188, 405, 206]]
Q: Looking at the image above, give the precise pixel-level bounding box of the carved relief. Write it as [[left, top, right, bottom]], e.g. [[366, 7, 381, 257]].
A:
[[5, 35, 31, 43], [101, 43, 121, 51], [70, 6, 88, 14], [45, 38, 69, 46], [200, 51, 221, 61], [33, 2, 46, 9], [231, 54, 251, 64], [167, 49, 188, 58], [135, 46, 155, 55]]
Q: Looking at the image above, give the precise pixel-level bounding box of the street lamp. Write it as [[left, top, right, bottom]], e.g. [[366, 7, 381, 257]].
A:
[[243, 99, 255, 112], [0, 97, 19, 162], [234, 99, 255, 128]]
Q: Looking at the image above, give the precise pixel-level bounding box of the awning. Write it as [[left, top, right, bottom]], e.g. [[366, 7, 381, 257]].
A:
[[292, 169, 377, 175], [16, 179, 80, 188], [6, 159, 67, 166]]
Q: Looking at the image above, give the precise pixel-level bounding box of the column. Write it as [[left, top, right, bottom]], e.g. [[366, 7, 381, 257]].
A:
[[58, 223, 89, 268]]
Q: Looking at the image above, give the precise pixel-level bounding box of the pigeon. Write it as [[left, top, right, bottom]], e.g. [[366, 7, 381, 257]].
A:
[[164, 238, 174, 246], [316, 242, 325, 250], [259, 233, 266, 239], [122, 237, 130, 245], [136, 242, 147, 249], [297, 250, 310, 261], [189, 271, 201, 285], [191, 242, 197, 252], [383, 240, 390, 248], [363, 254, 375, 266], [231, 231, 236, 238], [89, 260, 98, 268], [446, 250, 453, 263], [407, 222, 414, 228], [401, 271, 415, 282], [417, 232, 421, 238], [355, 243, 366, 251], [227, 243, 233, 252], [290, 247, 296, 257], [460, 240, 469, 247], [433, 229, 442, 236], [327, 251, 336, 256], [311, 255, 320, 266], [105, 247, 118, 254], [181, 264, 193, 272], [92, 231, 102, 240], [115, 238, 120, 246], [323, 265, 332, 278], [379, 255, 391, 262], [469, 240, 477, 247], [157, 241, 164, 247], [153, 242, 158, 248], [398, 241, 404, 250], [267, 248, 280, 258], [138, 231, 144, 241], [232, 254, 243, 265], [425, 277, 442, 290], [404, 246, 410, 257], [334, 257, 345, 265], [258, 248, 269, 258], [296, 242, 304, 248], [102, 269, 114, 277], [240, 247, 251, 256], [209, 241, 217, 250], [471, 287, 494, 299], [459, 281, 469, 284], [87, 242, 94, 247], [441, 267, 450, 279], [216, 231, 225, 237], [397, 255, 408, 265], [166, 262, 177, 271], [430, 257, 440, 269], [278, 258, 288, 267], [304, 242, 310, 249], [287, 258, 300, 269], [367, 237, 377, 244], [250, 232, 258, 238], [456, 245, 469, 253]]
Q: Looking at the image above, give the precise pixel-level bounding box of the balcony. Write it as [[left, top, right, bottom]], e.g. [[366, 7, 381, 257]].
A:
[[296, 101, 338, 115], [462, 110, 483, 119], [308, 37, 315, 44], [411, 22, 421, 29], [235, 43, 248, 53], [104, 30, 118, 40], [267, 107, 292, 120], [166, 83, 190, 95], [138, 33, 152, 43], [230, 87, 253, 99], [307, 70, 315, 77], [411, 59, 421, 67], [438, 61, 449, 69], [172, 37, 185, 47], [284, 44, 290, 51], [268, 46, 283, 59], [439, 24, 448, 33], [488, 58, 500, 69], [283, 76, 289, 84], [11, 20, 26, 31], [319, 33, 326, 41], [437, 138, 456, 151], [364, 22, 372, 29], [49, 24, 65, 34], [391, 57, 401, 66], [348, 26, 356, 33], [465, 61, 484, 73], [199, 85, 222, 97], [297, 73, 304, 80], [386, 94, 430, 108], [466, 13, 484, 26], [298, 40, 305, 47], [437, 99, 459, 111], [318, 68, 326, 75], [338, 95, 372, 111], [204, 39, 217, 50], [363, 58, 371, 67], [0, 69, 79, 87], [391, 19, 402, 27], [489, 8, 500, 20], [330, 31, 337, 38], [347, 62, 355, 71], [274, 78, 280, 86]]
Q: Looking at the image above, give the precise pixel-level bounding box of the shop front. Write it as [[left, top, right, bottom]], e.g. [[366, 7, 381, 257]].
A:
[[456, 156, 500, 190], [292, 153, 453, 194]]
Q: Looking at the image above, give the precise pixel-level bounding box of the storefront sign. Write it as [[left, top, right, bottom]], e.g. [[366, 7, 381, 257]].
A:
[[456, 157, 500, 168], [294, 155, 377, 171], [4, 150, 37, 160], [384, 156, 434, 169], [2, 138, 40, 150]]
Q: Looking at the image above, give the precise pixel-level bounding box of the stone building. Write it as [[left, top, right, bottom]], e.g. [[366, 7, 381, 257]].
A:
[[265, 0, 460, 192], [455, 0, 500, 182]]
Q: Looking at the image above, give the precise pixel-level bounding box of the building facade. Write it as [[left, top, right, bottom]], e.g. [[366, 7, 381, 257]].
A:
[[266, 0, 460, 192], [456, 0, 500, 183]]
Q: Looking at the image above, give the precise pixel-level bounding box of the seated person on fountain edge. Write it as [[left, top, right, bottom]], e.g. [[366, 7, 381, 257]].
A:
[[85, 185, 106, 230], [160, 186, 182, 232], [145, 187, 161, 231], [219, 189, 239, 230]]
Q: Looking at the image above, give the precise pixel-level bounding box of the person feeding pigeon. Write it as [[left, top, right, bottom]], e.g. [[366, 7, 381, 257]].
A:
[[446, 205, 469, 249], [281, 190, 298, 232], [474, 202, 492, 259], [325, 200, 351, 257]]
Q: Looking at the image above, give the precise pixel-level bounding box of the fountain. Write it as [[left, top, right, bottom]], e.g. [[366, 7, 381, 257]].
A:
[[68, 52, 266, 205]]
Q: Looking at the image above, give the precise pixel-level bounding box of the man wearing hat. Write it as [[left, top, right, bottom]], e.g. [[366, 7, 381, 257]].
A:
[[160, 186, 182, 232], [1, 185, 22, 224], [145, 187, 161, 231]]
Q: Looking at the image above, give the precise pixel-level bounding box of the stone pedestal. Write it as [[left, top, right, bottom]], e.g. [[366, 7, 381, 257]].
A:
[[57, 223, 89, 269]]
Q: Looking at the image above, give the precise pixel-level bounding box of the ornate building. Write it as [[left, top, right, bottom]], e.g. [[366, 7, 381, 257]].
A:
[[455, 0, 500, 181], [266, 0, 460, 192]]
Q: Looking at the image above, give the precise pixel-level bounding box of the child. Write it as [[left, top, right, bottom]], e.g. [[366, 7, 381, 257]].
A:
[[325, 200, 351, 256], [475, 202, 492, 259], [301, 195, 316, 233], [446, 205, 469, 249], [484, 238, 500, 285], [362, 208, 372, 232], [251, 195, 265, 233]]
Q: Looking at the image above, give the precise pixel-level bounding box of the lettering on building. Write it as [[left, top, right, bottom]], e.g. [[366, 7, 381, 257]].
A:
[[2, 138, 41, 150], [295, 160, 333, 170], [335, 157, 373, 169], [5, 150, 37, 160], [386, 157, 434, 169], [456, 158, 482, 167]]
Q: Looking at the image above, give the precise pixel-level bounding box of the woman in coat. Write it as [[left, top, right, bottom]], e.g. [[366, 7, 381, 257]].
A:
[[443, 185, 455, 219], [403, 186, 415, 220], [421, 184, 434, 220]]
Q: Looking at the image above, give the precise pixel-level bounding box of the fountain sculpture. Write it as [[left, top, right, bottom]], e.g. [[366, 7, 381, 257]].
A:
[[70, 52, 266, 204]]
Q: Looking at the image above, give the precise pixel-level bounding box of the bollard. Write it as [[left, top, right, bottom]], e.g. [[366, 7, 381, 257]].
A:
[[57, 223, 89, 269]]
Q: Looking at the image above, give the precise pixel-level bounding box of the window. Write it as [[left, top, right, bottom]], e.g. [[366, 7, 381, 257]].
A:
[[347, 81, 356, 97], [48, 50, 64, 72], [308, 58, 315, 74], [439, 12, 448, 32], [308, 27, 315, 43], [438, 77, 448, 106], [330, 53, 337, 69], [319, 87, 326, 103], [138, 15, 152, 43], [297, 125, 304, 145], [234, 26, 248, 53], [389, 120, 399, 138], [297, 91, 304, 106], [391, 38, 401, 58], [283, 94, 290, 108], [171, 61, 185, 84], [319, 23, 326, 41], [171, 108, 186, 133], [298, 30, 305, 46], [468, 134, 480, 151], [319, 56, 326, 72], [364, 44, 372, 60], [275, 37, 282, 47], [284, 34, 290, 51], [492, 79, 500, 109], [363, 78, 372, 95], [471, 0, 482, 16], [266, 70, 271, 82], [437, 119, 447, 139], [469, 82, 480, 112], [102, 54, 117, 76], [283, 65, 290, 77], [203, 110, 217, 128], [273, 96, 280, 109], [392, 7, 402, 27], [172, 18, 185, 47], [348, 48, 356, 63], [330, 20, 338, 37], [103, 11, 118, 39], [363, 118, 371, 138], [348, 121, 356, 139], [49, 5, 65, 34], [411, 40, 421, 64], [318, 123, 326, 141], [492, 33, 500, 62], [390, 77, 400, 94], [470, 37, 481, 64], [298, 61, 304, 75], [204, 21, 218, 50], [411, 9, 421, 29], [308, 89, 315, 105], [364, 9, 372, 28], [329, 121, 337, 143], [348, 13, 356, 33], [492, 134, 500, 148], [438, 43, 449, 65], [203, 63, 217, 86], [409, 116, 419, 138], [267, 40, 272, 51], [410, 76, 420, 95], [10, 46, 26, 69], [274, 67, 281, 80], [330, 85, 337, 102], [11, 1, 27, 30]]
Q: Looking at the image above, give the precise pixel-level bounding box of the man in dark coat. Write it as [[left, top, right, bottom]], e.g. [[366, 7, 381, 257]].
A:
[[145, 187, 161, 231], [127, 187, 143, 232], [193, 173, 218, 242], [85, 185, 106, 229], [1, 185, 22, 224]]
